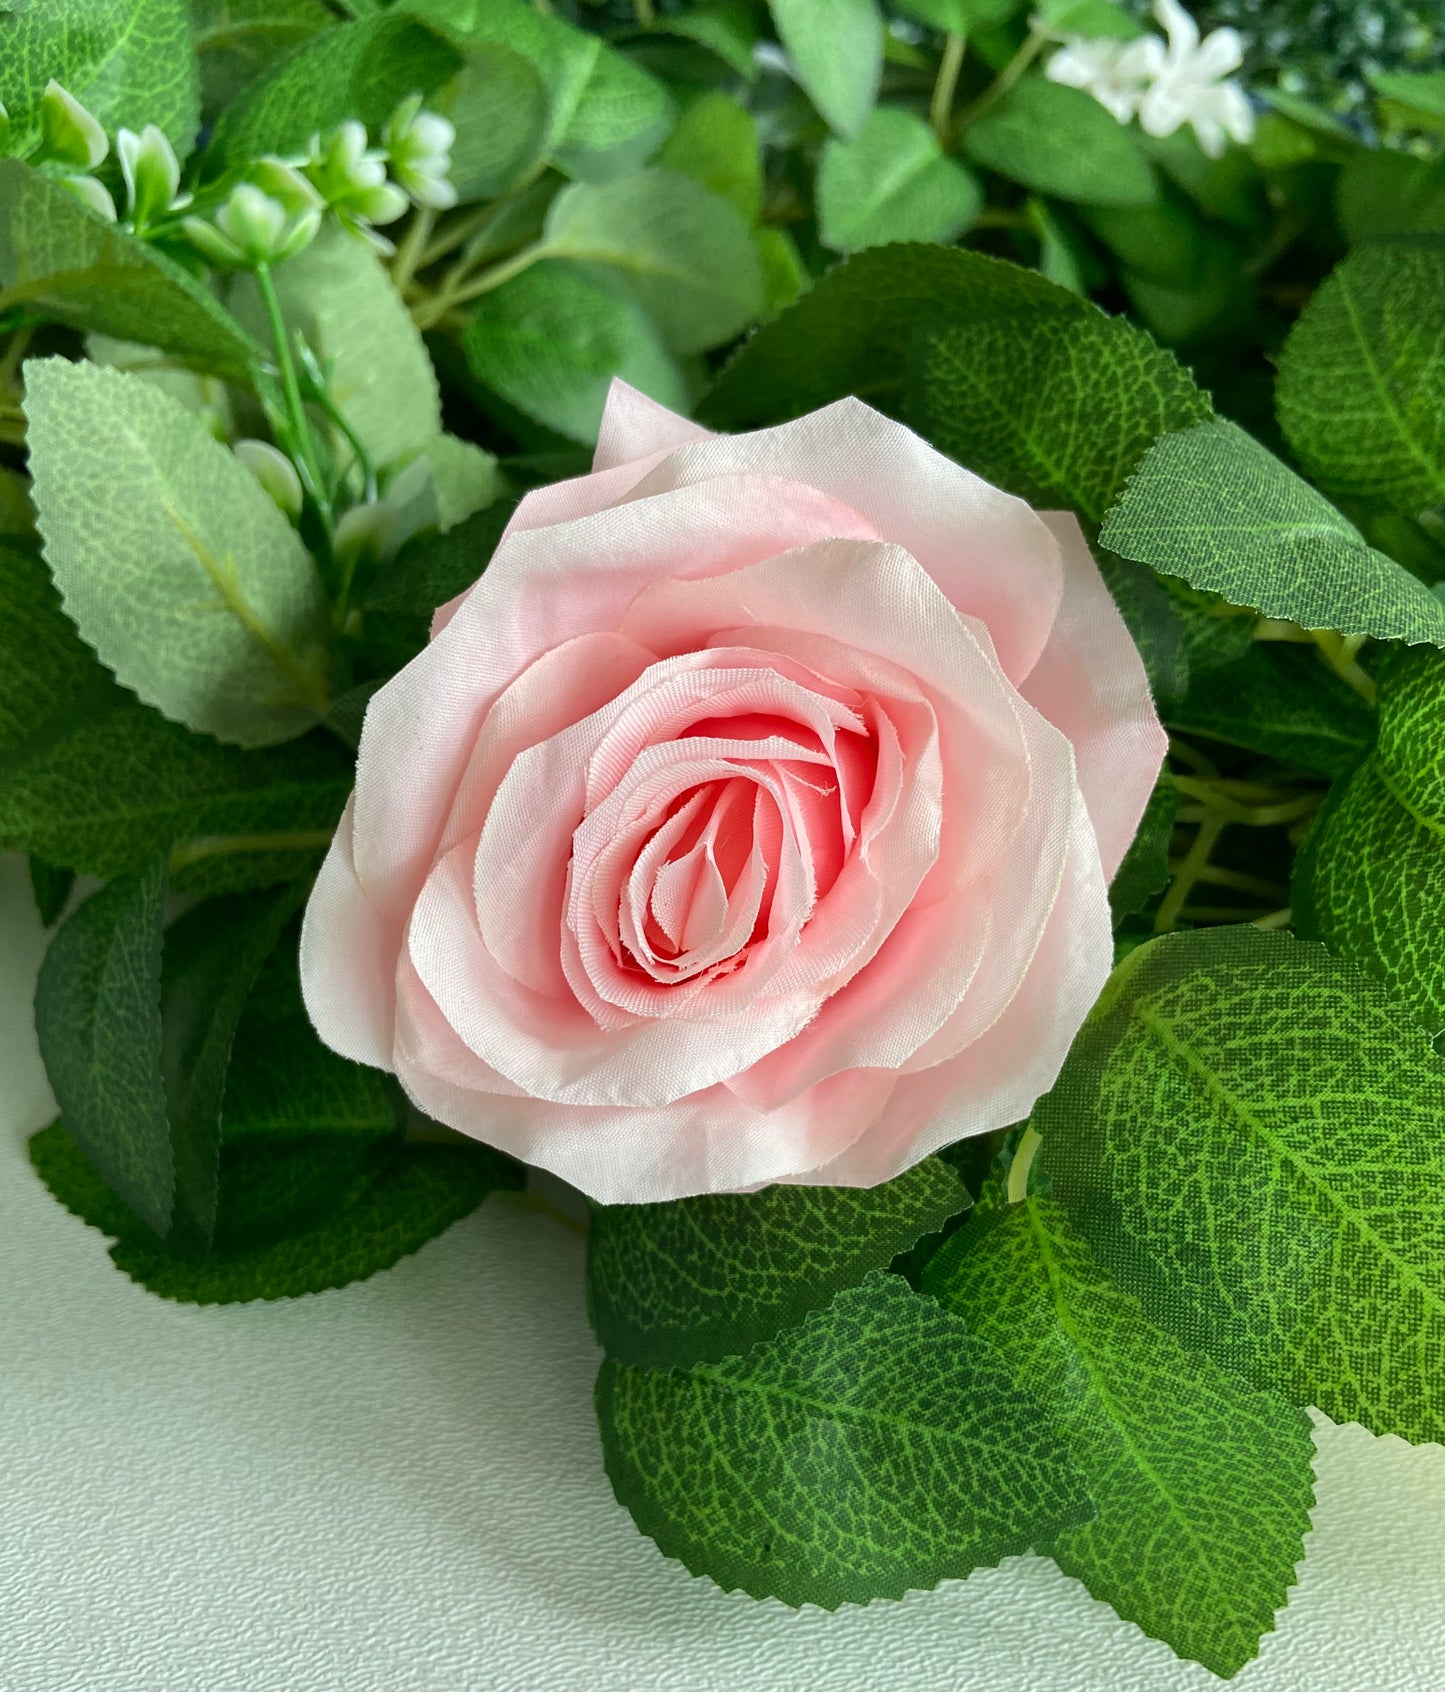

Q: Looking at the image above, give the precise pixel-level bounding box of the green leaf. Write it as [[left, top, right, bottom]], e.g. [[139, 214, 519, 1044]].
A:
[[30, 1118, 524, 1301], [221, 1007, 397, 1142], [417, 433, 502, 533], [28, 856, 73, 927], [24, 356, 332, 747], [0, 161, 259, 379], [1276, 245, 1445, 513], [588, 1157, 971, 1369], [817, 106, 982, 254], [1295, 644, 1445, 1032], [0, 0, 199, 154], [963, 77, 1156, 208], [406, 0, 670, 177], [1080, 188, 1205, 288], [204, 11, 461, 169], [702, 242, 1091, 429], [192, 0, 336, 118], [911, 310, 1210, 525], [597, 1270, 1091, 1607], [1032, 0, 1140, 35], [659, 92, 764, 225], [0, 700, 352, 885], [235, 226, 441, 473], [1100, 419, 1445, 644], [0, 540, 122, 771], [896, 0, 1025, 28], [440, 41, 549, 202], [1368, 70, 1445, 129], [767, 0, 882, 140], [33, 859, 171, 1235], [539, 169, 765, 355], [657, 0, 760, 81], [756, 224, 807, 313], [463, 263, 690, 446], [924, 1194, 1315, 1678], [159, 883, 306, 1252], [1037, 926, 1445, 1446], [1336, 152, 1445, 243], [1170, 641, 1375, 779], [1108, 779, 1177, 924]]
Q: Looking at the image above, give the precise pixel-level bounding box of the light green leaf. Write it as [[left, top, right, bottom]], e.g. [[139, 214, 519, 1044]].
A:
[[1368, 70, 1445, 129], [756, 224, 807, 313], [192, 0, 336, 117], [1032, 0, 1140, 35], [440, 41, 549, 202], [1100, 419, 1445, 644], [659, 92, 764, 224], [204, 10, 460, 168], [1171, 641, 1375, 779], [896, 0, 1023, 28], [0, 161, 259, 379], [25, 357, 332, 747], [1276, 245, 1445, 513], [406, 0, 671, 177], [587, 1157, 970, 1369], [463, 262, 690, 445], [30, 1118, 523, 1302], [963, 77, 1156, 207], [0, 0, 199, 153], [539, 169, 765, 355], [244, 226, 442, 473], [33, 860, 171, 1235], [597, 1271, 1091, 1607], [768, 0, 882, 140], [912, 309, 1210, 525], [924, 1194, 1315, 1679], [0, 699, 352, 885], [702, 242, 1091, 428], [86, 334, 234, 433], [1038, 926, 1445, 1446], [1295, 644, 1445, 1032], [818, 105, 982, 254], [419, 434, 502, 532]]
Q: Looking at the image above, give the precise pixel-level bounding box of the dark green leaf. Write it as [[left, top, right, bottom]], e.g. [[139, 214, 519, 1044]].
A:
[[33, 859, 171, 1235], [963, 77, 1156, 208], [204, 11, 461, 169], [222, 1006, 398, 1142], [924, 1193, 1316, 1678], [192, 0, 335, 117], [1109, 780, 1177, 924], [1038, 926, 1445, 1446], [30, 1119, 523, 1302], [767, 0, 882, 140], [27, 856, 73, 927], [1100, 419, 1445, 644], [657, 0, 760, 81], [1295, 643, 1445, 1032], [702, 243, 1091, 429], [597, 1270, 1091, 1607], [0, 0, 199, 153], [911, 309, 1210, 525], [0, 161, 259, 379], [1336, 152, 1445, 243], [588, 1157, 970, 1369], [1170, 640, 1375, 779], [158, 883, 306, 1252], [1276, 245, 1445, 513]]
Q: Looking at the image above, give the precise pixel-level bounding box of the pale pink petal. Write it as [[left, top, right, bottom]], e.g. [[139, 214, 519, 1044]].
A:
[[593, 378, 713, 472], [620, 398, 1065, 680], [1022, 513, 1167, 880], [299, 798, 400, 1068]]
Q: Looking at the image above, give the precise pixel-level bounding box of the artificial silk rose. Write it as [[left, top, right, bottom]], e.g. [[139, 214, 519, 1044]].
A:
[[301, 383, 1165, 1204]]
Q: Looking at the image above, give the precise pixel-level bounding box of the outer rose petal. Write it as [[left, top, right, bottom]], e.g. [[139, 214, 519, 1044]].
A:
[[593, 378, 712, 471], [1020, 512, 1168, 879]]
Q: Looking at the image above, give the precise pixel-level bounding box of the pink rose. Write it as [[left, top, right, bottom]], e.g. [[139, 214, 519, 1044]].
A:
[[301, 383, 1165, 1204]]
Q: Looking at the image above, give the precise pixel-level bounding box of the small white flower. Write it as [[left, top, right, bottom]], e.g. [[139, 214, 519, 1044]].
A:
[[58, 173, 116, 222], [116, 124, 187, 230], [383, 93, 458, 212], [183, 182, 321, 269], [38, 81, 108, 170], [1138, 0, 1254, 157], [306, 121, 409, 226], [1045, 34, 1161, 125], [233, 439, 304, 521]]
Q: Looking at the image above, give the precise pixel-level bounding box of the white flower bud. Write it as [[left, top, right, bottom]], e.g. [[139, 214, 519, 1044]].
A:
[[383, 93, 458, 211], [0, 102, 10, 157], [233, 439, 304, 521], [58, 173, 117, 221], [38, 81, 108, 170], [116, 124, 182, 230], [188, 183, 320, 268], [182, 214, 244, 268], [333, 500, 393, 579], [250, 156, 324, 215]]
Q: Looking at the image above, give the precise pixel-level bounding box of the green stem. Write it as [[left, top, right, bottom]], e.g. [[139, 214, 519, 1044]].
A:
[[634, 0, 655, 24], [1154, 812, 1226, 934], [169, 829, 335, 875], [412, 241, 547, 330], [389, 206, 437, 297], [955, 26, 1047, 128], [1007, 1125, 1042, 1204], [254, 260, 332, 536], [930, 31, 968, 141]]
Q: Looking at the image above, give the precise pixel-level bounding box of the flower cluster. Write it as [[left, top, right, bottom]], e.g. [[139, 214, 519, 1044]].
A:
[[1045, 0, 1255, 157], [184, 97, 455, 269]]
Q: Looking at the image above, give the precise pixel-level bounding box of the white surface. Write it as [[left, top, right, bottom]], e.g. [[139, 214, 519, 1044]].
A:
[[1, 848, 1443, 1692]]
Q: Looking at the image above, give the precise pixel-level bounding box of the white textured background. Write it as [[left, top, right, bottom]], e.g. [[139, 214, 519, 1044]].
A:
[[1, 850, 1442, 1692]]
